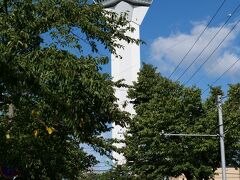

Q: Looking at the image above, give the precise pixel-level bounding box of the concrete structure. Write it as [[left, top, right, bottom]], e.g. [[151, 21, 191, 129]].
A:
[[215, 168, 240, 180], [95, 0, 152, 165], [169, 168, 240, 180]]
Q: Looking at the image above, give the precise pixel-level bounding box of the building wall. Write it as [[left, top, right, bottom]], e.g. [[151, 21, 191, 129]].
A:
[[108, 1, 150, 165], [169, 168, 240, 180], [215, 168, 240, 180]]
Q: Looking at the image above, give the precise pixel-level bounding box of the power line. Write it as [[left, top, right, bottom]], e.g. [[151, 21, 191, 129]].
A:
[[168, 0, 227, 79], [176, 2, 240, 82], [202, 57, 240, 95], [183, 17, 240, 85]]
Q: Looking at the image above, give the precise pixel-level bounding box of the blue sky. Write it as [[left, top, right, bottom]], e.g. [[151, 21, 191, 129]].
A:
[[43, 0, 240, 170], [45, 0, 240, 96], [140, 0, 240, 96], [83, 0, 240, 170]]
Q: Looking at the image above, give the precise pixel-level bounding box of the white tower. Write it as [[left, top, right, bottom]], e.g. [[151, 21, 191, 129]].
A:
[[96, 0, 152, 165]]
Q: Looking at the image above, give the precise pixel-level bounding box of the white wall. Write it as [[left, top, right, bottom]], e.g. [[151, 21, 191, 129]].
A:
[[109, 1, 150, 165]]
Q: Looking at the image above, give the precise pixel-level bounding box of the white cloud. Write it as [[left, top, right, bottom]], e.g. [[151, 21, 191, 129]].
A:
[[207, 52, 240, 78], [150, 21, 240, 79]]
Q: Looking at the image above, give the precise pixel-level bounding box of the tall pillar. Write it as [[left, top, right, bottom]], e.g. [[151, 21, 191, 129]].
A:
[[96, 0, 153, 165]]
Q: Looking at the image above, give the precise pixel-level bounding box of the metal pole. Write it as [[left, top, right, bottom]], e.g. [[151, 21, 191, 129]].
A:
[[162, 133, 218, 137], [218, 95, 226, 180]]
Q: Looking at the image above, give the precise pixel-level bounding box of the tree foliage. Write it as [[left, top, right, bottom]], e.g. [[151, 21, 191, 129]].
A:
[[0, 0, 138, 179], [80, 166, 132, 180], [124, 64, 240, 179]]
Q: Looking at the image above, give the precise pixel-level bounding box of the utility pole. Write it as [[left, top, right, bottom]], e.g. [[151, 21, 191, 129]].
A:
[[218, 95, 226, 180], [161, 95, 227, 180]]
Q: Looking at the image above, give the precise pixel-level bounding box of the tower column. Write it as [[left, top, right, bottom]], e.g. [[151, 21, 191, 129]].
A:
[[111, 21, 140, 165], [96, 0, 153, 165]]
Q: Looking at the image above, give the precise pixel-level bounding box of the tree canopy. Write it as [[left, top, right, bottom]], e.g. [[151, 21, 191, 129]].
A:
[[124, 64, 240, 179], [0, 0, 138, 179]]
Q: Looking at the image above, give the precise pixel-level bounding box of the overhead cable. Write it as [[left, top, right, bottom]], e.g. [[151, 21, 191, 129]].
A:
[[168, 0, 227, 79], [183, 18, 240, 85], [176, 2, 240, 81], [202, 57, 240, 95]]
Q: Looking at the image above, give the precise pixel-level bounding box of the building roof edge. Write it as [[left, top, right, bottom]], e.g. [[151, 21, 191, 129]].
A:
[[95, 0, 152, 8]]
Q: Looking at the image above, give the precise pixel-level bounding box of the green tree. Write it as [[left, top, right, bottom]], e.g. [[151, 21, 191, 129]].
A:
[[188, 87, 223, 179], [222, 84, 240, 167], [80, 166, 132, 180], [124, 64, 240, 179], [0, 0, 138, 179]]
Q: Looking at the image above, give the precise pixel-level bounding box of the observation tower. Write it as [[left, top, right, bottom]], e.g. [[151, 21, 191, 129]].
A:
[[96, 0, 153, 165]]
